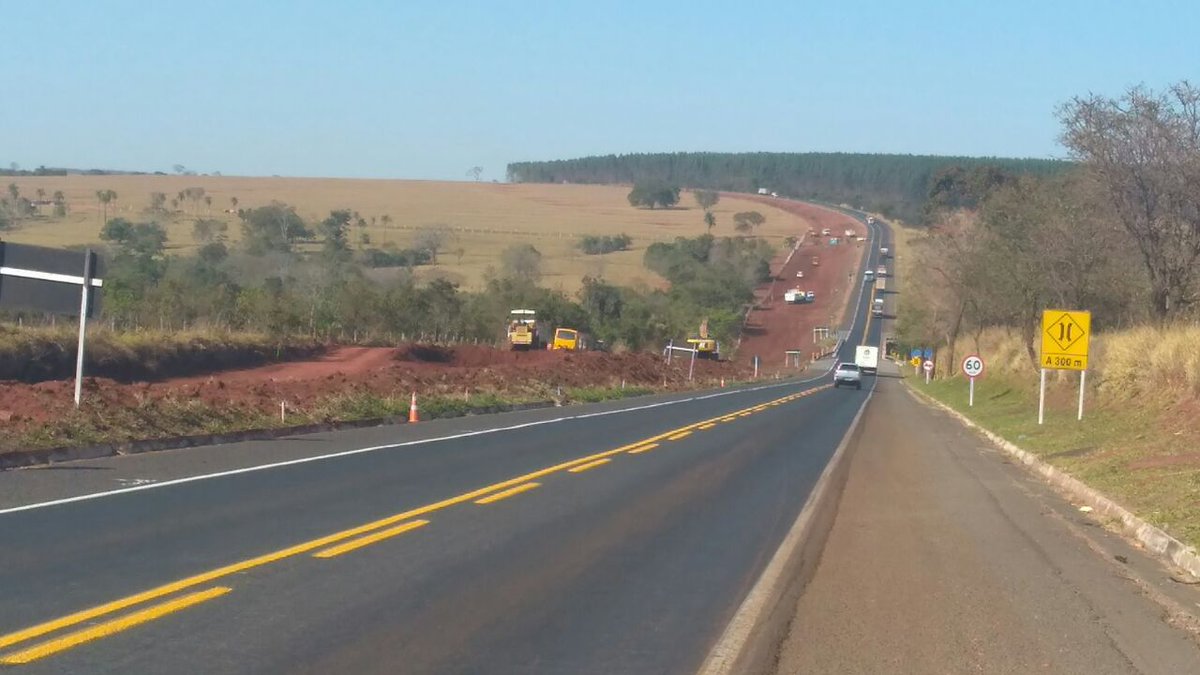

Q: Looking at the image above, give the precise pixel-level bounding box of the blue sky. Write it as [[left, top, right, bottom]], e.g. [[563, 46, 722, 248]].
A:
[[5, 0, 1196, 180]]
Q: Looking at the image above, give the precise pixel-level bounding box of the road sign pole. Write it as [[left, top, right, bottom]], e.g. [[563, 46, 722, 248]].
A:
[[1038, 368, 1046, 425], [969, 377, 975, 407], [73, 249, 94, 408], [1078, 370, 1086, 421], [688, 349, 696, 382]]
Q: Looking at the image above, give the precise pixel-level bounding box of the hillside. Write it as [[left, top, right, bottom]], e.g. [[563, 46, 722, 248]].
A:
[[0, 176, 811, 294], [507, 152, 1072, 223]]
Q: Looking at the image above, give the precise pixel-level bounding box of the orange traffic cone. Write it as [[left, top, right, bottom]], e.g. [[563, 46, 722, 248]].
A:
[[409, 392, 420, 423]]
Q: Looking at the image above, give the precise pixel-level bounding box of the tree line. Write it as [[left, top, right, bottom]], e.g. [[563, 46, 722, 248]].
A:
[[6, 196, 777, 351], [900, 81, 1200, 373], [510, 152, 1071, 223]]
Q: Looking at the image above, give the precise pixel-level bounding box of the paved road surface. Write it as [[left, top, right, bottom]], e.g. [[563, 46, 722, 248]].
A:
[[774, 362, 1200, 674], [0, 218, 887, 673]]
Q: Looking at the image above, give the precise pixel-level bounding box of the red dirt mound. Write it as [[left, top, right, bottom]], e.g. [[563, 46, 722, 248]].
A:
[[735, 198, 867, 372]]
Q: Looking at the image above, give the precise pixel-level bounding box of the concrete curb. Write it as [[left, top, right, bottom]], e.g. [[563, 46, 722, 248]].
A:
[[907, 384, 1200, 579], [0, 400, 558, 471], [699, 387, 874, 675]]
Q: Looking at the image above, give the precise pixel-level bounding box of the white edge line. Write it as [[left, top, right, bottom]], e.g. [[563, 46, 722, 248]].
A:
[[0, 377, 831, 517], [698, 380, 875, 675]]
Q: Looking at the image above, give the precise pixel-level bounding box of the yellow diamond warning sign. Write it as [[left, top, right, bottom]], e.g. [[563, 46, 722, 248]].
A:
[[1041, 309, 1090, 370]]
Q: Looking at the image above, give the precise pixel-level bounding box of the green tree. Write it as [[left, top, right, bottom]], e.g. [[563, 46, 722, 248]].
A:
[[1059, 81, 1200, 320], [703, 210, 716, 232], [732, 210, 765, 234], [500, 243, 543, 282], [319, 209, 354, 261], [148, 192, 168, 214], [192, 218, 228, 244], [413, 223, 453, 264], [628, 181, 681, 209], [239, 201, 311, 255], [96, 189, 117, 226], [693, 189, 719, 211], [52, 190, 67, 217]]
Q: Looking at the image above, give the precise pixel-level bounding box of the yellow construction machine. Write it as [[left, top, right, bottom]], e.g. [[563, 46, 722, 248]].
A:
[[685, 318, 721, 360], [506, 309, 543, 350]]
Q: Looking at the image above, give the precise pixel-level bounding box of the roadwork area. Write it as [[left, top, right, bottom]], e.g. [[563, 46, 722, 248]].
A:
[[738, 198, 867, 369], [774, 367, 1200, 674]]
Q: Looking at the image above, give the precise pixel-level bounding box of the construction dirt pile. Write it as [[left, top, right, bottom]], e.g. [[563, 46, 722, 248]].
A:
[[0, 344, 753, 433]]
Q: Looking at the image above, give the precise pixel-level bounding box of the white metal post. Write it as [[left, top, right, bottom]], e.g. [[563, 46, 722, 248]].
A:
[[753, 356, 759, 379], [1078, 370, 1086, 421], [688, 349, 696, 382], [969, 377, 975, 407], [1038, 368, 1046, 425], [73, 249, 93, 408]]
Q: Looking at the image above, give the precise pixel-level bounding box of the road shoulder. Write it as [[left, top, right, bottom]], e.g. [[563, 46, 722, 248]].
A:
[[773, 371, 1200, 674]]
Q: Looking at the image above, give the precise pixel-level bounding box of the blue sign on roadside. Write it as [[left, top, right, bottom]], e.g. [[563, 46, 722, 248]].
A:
[[923, 348, 933, 359], [910, 348, 921, 359]]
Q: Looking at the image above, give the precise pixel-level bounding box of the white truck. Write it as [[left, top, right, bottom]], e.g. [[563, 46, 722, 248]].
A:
[[784, 288, 811, 304], [872, 297, 884, 317], [855, 345, 879, 374], [880, 246, 889, 257]]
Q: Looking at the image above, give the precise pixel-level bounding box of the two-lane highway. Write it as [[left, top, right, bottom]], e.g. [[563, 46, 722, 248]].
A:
[[0, 213, 888, 673]]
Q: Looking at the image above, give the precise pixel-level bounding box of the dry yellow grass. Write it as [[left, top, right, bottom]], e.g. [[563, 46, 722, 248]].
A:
[[3, 176, 813, 294]]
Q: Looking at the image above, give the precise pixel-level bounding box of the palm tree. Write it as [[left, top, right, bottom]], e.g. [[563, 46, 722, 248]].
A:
[[96, 189, 117, 226], [380, 214, 393, 245]]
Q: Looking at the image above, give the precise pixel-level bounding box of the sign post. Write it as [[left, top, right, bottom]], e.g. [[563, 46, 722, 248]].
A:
[[923, 359, 934, 384], [0, 243, 104, 407], [73, 250, 95, 407], [1039, 309, 1091, 424], [961, 354, 985, 407]]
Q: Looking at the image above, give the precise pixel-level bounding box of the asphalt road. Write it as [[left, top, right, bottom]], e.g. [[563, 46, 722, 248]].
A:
[[0, 217, 888, 672]]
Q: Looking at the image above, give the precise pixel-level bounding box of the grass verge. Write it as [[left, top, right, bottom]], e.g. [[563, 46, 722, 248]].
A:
[[1, 384, 659, 456], [910, 371, 1200, 550]]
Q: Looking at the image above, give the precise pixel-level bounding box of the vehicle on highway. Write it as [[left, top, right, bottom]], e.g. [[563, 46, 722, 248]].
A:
[[855, 345, 879, 374], [821, 228, 831, 236], [876, 265, 887, 277], [880, 246, 890, 257], [833, 362, 862, 389], [795, 270, 804, 278], [812, 256, 820, 266], [865, 269, 875, 282], [872, 297, 884, 317], [806, 290, 815, 301]]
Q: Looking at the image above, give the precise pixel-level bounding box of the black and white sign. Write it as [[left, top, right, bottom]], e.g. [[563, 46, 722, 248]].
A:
[[0, 242, 104, 406], [922, 359, 934, 373], [0, 243, 103, 316], [962, 354, 985, 378]]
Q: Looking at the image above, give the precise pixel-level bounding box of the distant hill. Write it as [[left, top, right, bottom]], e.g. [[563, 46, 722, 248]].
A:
[[507, 152, 1073, 223]]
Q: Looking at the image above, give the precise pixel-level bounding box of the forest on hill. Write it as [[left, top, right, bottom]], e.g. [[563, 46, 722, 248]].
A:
[[507, 152, 1071, 223]]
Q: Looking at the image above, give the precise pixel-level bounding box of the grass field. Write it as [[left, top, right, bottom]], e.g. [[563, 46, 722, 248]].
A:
[[2, 176, 812, 294]]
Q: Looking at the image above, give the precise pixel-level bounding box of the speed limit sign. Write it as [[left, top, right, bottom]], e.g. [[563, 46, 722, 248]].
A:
[[962, 354, 984, 406], [962, 354, 985, 378]]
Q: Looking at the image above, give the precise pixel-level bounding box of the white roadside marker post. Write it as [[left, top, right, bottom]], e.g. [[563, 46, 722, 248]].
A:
[[1038, 368, 1047, 425], [73, 249, 94, 408], [1078, 370, 1086, 421]]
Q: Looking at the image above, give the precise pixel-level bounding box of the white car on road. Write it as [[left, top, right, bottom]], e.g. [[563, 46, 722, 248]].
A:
[[833, 362, 862, 389]]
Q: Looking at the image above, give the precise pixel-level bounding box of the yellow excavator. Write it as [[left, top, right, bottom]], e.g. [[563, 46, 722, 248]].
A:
[[686, 318, 721, 360]]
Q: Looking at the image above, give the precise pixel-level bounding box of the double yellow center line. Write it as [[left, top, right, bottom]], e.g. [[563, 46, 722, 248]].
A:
[[0, 382, 831, 665]]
